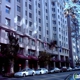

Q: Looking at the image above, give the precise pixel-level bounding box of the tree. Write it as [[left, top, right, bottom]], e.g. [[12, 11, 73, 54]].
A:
[[38, 51, 51, 68], [1, 32, 19, 76], [49, 40, 57, 49], [7, 32, 19, 74]]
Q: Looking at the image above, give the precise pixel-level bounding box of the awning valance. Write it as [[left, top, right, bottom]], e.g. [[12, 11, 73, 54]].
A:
[[17, 54, 28, 60]]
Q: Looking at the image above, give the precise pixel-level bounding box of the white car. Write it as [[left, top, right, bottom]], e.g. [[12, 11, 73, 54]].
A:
[[67, 67, 72, 71], [50, 67, 61, 73], [53, 67, 61, 72], [35, 68, 48, 75], [14, 68, 35, 77]]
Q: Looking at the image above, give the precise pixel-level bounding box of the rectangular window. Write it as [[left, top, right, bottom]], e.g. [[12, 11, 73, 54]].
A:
[[29, 21, 32, 27], [39, 35, 41, 39], [25, 20, 27, 24], [39, 26, 41, 31], [53, 20, 56, 24], [38, 11, 40, 15], [5, 18, 10, 26], [17, 6, 21, 12], [39, 18, 41, 23], [6, 0, 11, 2], [47, 30, 48, 34], [25, 2, 27, 7], [53, 27, 56, 31], [38, 3, 40, 8], [52, 8, 55, 12], [29, 31, 32, 35], [52, 2, 55, 6], [25, 11, 27, 16], [52, 14, 55, 18], [17, 26, 21, 31], [46, 23, 48, 27], [17, 15, 21, 22], [6, 6, 10, 14], [29, 13, 32, 18], [29, 4, 32, 9], [17, 0, 20, 2], [46, 16, 48, 20]]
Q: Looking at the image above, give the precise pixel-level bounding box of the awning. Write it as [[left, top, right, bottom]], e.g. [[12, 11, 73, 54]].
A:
[[31, 56, 38, 60], [17, 54, 28, 60]]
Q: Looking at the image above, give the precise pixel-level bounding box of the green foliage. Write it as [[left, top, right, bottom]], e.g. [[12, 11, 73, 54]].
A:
[[38, 51, 51, 66], [1, 32, 19, 59]]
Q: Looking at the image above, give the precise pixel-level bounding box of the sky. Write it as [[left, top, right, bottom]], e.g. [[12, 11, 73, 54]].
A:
[[64, 0, 80, 24]]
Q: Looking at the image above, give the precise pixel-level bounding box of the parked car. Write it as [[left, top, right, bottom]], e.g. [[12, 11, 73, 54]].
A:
[[73, 67, 79, 70], [35, 68, 48, 75], [61, 66, 67, 72], [53, 67, 61, 72], [14, 68, 35, 77], [49, 67, 61, 73], [67, 67, 72, 71]]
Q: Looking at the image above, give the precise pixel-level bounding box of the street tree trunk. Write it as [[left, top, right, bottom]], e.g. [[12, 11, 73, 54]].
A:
[[10, 59, 14, 73]]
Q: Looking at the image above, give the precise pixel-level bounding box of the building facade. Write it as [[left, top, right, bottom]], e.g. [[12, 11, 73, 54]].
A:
[[0, 0, 69, 73]]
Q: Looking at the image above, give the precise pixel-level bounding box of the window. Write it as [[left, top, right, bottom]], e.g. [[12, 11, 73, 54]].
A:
[[25, 20, 27, 24], [47, 30, 48, 34], [29, 13, 32, 18], [52, 8, 55, 12], [45, 3, 47, 6], [53, 20, 56, 24], [29, 4, 32, 9], [17, 0, 20, 2], [17, 15, 21, 22], [17, 6, 21, 12], [29, 31, 32, 35], [6, 6, 10, 14], [17, 26, 21, 31], [46, 23, 48, 27], [52, 14, 56, 18], [25, 2, 27, 7], [53, 34, 56, 38], [25, 11, 27, 16], [38, 3, 40, 8], [52, 2, 55, 6], [53, 27, 56, 31], [19, 37, 23, 43], [5, 18, 10, 26], [47, 38, 49, 42], [46, 9, 48, 13], [38, 11, 40, 15], [39, 35, 41, 39], [39, 18, 41, 23], [46, 16, 48, 20], [6, 0, 11, 2], [39, 26, 41, 31], [29, 21, 32, 26]]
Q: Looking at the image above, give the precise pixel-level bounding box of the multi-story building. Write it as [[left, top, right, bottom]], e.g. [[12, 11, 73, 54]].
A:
[[0, 0, 69, 73], [67, 14, 80, 67]]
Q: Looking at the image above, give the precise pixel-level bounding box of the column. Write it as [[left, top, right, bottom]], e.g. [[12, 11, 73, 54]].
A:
[[53, 62, 55, 68]]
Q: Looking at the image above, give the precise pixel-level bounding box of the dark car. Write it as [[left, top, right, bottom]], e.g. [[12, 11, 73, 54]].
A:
[[61, 66, 67, 72]]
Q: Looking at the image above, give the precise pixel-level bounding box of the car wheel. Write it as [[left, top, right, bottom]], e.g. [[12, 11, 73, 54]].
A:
[[23, 73, 26, 77], [32, 72, 35, 76], [40, 72, 42, 74]]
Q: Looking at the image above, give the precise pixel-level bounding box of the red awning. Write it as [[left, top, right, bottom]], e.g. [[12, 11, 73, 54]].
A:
[[31, 56, 38, 60], [27, 55, 32, 60], [17, 54, 28, 60]]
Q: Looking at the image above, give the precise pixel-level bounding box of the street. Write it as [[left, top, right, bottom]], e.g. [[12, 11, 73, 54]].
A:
[[0, 70, 80, 80]]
